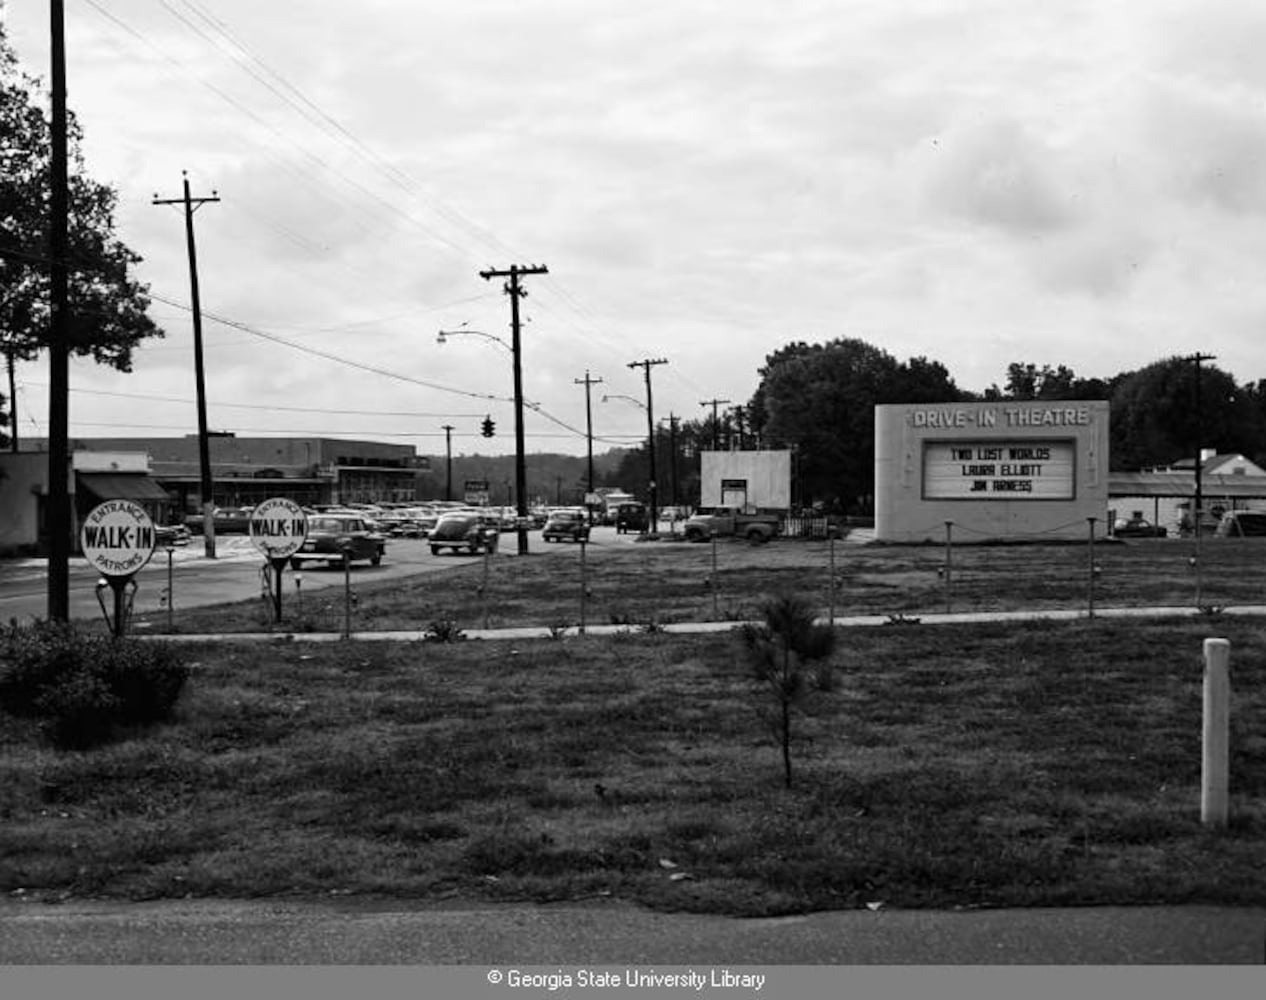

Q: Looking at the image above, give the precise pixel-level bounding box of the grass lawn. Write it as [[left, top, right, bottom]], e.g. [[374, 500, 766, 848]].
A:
[[2, 541, 1265, 915], [138, 533, 1266, 636]]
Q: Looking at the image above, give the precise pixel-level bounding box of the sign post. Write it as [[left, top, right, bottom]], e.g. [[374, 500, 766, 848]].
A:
[[464, 479, 490, 506], [80, 500, 158, 638], [248, 498, 309, 622]]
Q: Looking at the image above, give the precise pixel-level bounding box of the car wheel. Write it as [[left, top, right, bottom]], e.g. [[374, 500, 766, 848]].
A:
[[371, 552, 382, 566], [430, 545, 440, 556]]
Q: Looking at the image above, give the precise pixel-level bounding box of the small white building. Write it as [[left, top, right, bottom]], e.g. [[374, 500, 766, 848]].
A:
[[1109, 452, 1266, 535]]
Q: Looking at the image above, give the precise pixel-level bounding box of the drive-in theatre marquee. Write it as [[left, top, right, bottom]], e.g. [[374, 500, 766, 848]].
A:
[[874, 401, 1109, 542]]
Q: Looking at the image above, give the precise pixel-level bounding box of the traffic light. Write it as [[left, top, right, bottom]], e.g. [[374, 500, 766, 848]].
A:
[[481, 415, 495, 438]]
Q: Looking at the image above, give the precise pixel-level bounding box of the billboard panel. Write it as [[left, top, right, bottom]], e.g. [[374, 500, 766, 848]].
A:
[[922, 439, 1076, 500]]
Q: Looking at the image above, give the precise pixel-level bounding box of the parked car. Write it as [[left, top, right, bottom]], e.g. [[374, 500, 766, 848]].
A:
[[155, 523, 191, 547], [289, 514, 386, 569], [428, 511, 500, 555], [542, 508, 591, 543], [614, 502, 647, 534], [185, 506, 254, 535], [1215, 510, 1266, 537], [1112, 516, 1168, 538]]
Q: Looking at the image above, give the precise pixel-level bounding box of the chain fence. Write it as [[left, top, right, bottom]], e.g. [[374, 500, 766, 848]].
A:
[[136, 522, 1266, 638]]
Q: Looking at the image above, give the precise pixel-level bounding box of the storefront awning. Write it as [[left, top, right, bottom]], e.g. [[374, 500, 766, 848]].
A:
[[77, 472, 173, 503]]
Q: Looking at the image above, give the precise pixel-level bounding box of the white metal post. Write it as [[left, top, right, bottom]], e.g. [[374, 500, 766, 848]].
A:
[[1201, 638, 1230, 828], [828, 535, 836, 626], [579, 538, 588, 635]]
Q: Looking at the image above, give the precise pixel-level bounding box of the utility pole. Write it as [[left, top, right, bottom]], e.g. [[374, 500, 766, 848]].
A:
[[46, 0, 71, 620], [6, 348, 19, 452], [574, 371, 603, 504], [154, 173, 220, 558], [666, 413, 680, 507], [1187, 352, 1217, 540], [629, 358, 668, 529], [480, 263, 548, 555], [700, 397, 730, 451], [441, 424, 454, 501]]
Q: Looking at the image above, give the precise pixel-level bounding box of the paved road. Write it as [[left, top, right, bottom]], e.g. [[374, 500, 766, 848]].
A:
[[0, 897, 1262, 964], [0, 527, 639, 626]]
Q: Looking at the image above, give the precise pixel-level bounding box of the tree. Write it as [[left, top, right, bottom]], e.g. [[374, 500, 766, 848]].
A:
[[984, 362, 1113, 401], [1, 24, 162, 444], [738, 593, 837, 789], [1108, 357, 1257, 470], [747, 338, 964, 512]]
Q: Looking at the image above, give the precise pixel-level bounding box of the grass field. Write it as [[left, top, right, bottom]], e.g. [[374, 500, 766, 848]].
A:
[[139, 533, 1266, 636], [2, 539, 1265, 915]]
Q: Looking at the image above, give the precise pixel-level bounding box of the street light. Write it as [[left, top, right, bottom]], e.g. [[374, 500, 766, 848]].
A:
[[602, 393, 646, 410], [437, 328, 512, 352]]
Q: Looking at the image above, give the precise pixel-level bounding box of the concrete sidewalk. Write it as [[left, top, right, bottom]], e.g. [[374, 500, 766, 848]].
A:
[[144, 602, 1266, 644]]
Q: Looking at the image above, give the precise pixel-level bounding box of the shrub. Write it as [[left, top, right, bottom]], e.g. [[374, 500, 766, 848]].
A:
[[738, 594, 837, 788], [0, 621, 190, 750], [423, 619, 467, 643]]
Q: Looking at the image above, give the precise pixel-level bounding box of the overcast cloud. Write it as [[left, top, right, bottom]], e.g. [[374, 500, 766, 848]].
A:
[[5, 0, 1265, 457]]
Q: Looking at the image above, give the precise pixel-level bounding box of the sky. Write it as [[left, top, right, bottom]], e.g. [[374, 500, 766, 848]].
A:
[[5, 0, 1266, 458]]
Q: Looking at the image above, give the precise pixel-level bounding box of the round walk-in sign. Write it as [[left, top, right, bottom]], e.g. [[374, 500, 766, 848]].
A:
[[80, 499, 157, 577], [249, 497, 309, 559]]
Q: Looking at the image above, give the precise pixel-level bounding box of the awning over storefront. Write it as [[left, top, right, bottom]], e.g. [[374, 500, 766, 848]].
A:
[[77, 472, 173, 503]]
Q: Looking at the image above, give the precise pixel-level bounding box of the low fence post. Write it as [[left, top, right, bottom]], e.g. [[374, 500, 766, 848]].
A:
[[828, 533, 837, 627], [579, 538, 588, 635], [342, 547, 352, 639], [1202, 638, 1230, 828], [943, 521, 953, 615], [1087, 517, 1097, 618], [482, 547, 491, 630], [165, 545, 175, 631], [711, 530, 719, 619]]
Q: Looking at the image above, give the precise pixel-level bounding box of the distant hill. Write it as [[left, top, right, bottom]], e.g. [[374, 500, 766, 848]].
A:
[[415, 448, 634, 504]]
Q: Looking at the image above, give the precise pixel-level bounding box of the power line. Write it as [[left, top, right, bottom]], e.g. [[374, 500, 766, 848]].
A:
[[80, 0, 703, 408], [20, 417, 642, 442], [19, 382, 486, 417], [142, 293, 607, 443]]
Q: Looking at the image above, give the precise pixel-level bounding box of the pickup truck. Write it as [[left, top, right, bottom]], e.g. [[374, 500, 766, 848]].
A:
[[683, 508, 781, 544]]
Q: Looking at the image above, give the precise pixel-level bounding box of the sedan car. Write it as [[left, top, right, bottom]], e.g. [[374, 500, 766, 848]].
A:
[[541, 508, 591, 543], [1112, 516, 1168, 538], [1215, 510, 1266, 537], [289, 514, 386, 568], [428, 512, 500, 555], [185, 506, 254, 535], [155, 523, 191, 547]]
